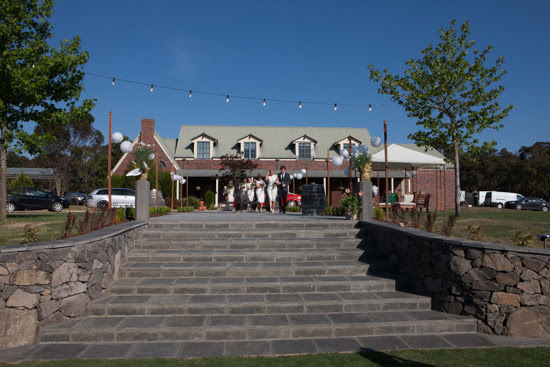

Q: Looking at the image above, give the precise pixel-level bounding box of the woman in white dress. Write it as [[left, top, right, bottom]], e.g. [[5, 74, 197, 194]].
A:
[[255, 175, 265, 213], [246, 177, 255, 211], [265, 170, 279, 213]]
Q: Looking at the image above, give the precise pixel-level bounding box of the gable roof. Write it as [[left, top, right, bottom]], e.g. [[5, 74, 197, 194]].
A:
[[174, 125, 373, 159]]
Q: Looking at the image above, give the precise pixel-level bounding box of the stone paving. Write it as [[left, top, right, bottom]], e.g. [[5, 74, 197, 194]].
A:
[[1, 211, 550, 363]]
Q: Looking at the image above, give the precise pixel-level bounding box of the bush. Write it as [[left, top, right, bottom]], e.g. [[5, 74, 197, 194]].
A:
[[9, 171, 34, 189], [205, 190, 215, 208], [465, 225, 484, 241], [373, 207, 385, 221], [186, 196, 201, 209], [22, 224, 40, 244], [177, 206, 195, 212], [150, 206, 171, 216], [512, 231, 535, 247], [286, 205, 301, 212]]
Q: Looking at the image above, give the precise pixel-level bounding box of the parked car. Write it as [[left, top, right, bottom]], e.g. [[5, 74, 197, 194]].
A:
[[48, 191, 87, 205], [6, 187, 69, 213], [505, 197, 550, 212], [484, 191, 525, 209], [286, 192, 302, 207], [86, 188, 136, 209]]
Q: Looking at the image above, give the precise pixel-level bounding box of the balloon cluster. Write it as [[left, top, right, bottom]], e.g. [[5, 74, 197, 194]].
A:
[[294, 168, 307, 180], [171, 172, 187, 184], [331, 137, 382, 176]]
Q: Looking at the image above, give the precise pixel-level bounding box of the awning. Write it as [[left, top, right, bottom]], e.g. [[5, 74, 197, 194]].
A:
[[180, 169, 409, 179], [371, 144, 445, 169]]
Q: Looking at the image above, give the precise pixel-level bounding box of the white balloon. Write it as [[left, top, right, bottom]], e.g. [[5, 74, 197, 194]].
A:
[[149, 153, 155, 160], [289, 174, 294, 180], [300, 168, 307, 175], [340, 148, 349, 157], [332, 156, 343, 166], [371, 136, 382, 147], [120, 141, 133, 153], [111, 132, 123, 144], [295, 173, 303, 180], [181, 178, 186, 184]]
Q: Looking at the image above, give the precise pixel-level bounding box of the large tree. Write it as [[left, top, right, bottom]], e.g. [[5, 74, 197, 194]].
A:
[[369, 20, 513, 216], [0, 0, 94, 220]]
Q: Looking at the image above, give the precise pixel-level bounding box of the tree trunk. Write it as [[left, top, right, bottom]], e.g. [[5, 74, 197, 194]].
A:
[[454, 135, 461, 217], [0, 127, 7, 222]]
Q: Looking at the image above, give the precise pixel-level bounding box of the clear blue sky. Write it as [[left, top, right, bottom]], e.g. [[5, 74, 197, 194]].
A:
[[50, 0, 549, 153]]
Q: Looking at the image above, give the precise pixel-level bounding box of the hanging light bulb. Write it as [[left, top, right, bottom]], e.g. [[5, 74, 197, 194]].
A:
[[334, 103, 338, 111], [189, 90, 192, 98], [226, 95, 230, 103], [112, 78, 115, 86], [263, 99, 266, 106], [369, 104, 372, 112], [299, 101, 303, 109], [150, 84, 154, 92]]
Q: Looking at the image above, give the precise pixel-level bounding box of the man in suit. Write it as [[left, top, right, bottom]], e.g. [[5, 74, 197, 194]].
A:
[[277, 165, 292, 213]]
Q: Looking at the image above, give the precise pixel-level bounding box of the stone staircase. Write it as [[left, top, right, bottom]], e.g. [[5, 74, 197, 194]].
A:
[[38, 218, 478, 356]]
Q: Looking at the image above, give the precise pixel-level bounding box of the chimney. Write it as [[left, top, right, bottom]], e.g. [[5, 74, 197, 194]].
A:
[[141, 119, 155, 143]]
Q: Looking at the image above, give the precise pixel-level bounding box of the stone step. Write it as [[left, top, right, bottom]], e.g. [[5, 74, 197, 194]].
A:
[[87, 291, 432, 316], [133, 238, 366, 251], [146, 220, 360, 231], [118, 260, 393, 278], [39, 311, 476, 343], [126, 248, 362, 263], [109, 275, 406, 296], [139, 228, 361, 241]]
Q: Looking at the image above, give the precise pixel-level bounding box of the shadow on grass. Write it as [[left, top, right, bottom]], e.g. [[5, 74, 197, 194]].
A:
[[360, 349, 435, 367]]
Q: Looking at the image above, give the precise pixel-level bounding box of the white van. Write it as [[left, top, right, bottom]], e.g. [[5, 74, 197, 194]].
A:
[[484, 191, 525, 209]]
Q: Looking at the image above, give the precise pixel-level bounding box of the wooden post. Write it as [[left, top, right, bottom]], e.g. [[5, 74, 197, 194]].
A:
[[327, 148, 331, 206], [348, 136, 353, 191], [155, 146, 159, 208], [107, 111, 112, 210], [384, 120, 389, 220], [171, 164, 174, 210]]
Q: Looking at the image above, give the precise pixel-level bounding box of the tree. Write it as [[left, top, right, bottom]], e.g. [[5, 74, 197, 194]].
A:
[[34, 112, 102, 195], [0, 0, 94, 221], [369, 20, 513, 216], [9, 171, 33, 189], [218, 154, 259, 188]]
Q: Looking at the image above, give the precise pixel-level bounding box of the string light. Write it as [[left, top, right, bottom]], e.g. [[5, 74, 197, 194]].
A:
[[85, 72, 390, 111]]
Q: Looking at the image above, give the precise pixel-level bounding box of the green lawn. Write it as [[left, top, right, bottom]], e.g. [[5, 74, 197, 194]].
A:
[[2, 348, 550, 367]]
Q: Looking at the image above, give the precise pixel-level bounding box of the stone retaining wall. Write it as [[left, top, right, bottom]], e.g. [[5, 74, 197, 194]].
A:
[[360, 220, 550, 338], [0, 221, 147, 349]]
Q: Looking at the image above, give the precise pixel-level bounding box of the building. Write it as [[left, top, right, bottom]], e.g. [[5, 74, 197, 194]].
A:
[[112, 119, 455, 210]]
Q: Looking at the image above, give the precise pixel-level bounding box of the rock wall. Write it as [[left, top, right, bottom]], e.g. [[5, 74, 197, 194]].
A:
[[361, 220, 550, 338], [0, 222, 146, 349]]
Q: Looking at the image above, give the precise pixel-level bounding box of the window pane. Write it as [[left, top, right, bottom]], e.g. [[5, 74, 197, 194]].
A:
[[299, 143, 311, 159], [197, 141, 210, 159], [244, 142, 256, 159]]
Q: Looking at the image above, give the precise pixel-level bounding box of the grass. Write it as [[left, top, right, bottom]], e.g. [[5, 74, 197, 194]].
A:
[[390, 207, 550, 248], [1, 348, 550, 367]]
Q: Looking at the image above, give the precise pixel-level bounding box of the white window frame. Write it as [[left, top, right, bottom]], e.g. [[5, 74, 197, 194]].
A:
[[191, 135, 216, 159], [237, 135, 262, 159], [293, 136, 316, 159]]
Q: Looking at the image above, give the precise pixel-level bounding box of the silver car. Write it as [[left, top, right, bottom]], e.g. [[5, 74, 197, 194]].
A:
[[86, 188, 135, 209]]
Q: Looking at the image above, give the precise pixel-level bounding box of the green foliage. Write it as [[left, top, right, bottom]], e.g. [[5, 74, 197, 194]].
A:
[[340, 194, 362, 215], [218, 153, 259, 188], [0, 0, 95, 221], [465, 225, 485, 241], [369, 20, 513, 216], [9, 171, 34, 189], [373, 207, 385, 221], [512, 231, 535, 247], [150, 206, 170, 216], [147, 170, 173, 202], [177, 206, 195, 212], [21, 224, 40, 244], [205, 190, 215, 207], [186, 196, 201, 209], [286, 205, 302, 212], [109, 174, 135, 189]]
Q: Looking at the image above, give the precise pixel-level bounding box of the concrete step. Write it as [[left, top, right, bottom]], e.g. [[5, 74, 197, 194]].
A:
[[139, 228, 361, 241], [118, 260, 394, 278], [88, 291, 432, 316], [109, 275, 407, 296], [126, 248, 362, 263], [39, 310, 476, 343], [146, 220, 360, 231], [133, 238, 366, 250]]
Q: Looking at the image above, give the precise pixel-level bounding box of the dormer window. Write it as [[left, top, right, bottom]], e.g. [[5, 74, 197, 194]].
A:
[[292, 135, 317, 160], [336, 136, 361, 154], [237, 134, 263, 159], [191, 133, 217, 159]]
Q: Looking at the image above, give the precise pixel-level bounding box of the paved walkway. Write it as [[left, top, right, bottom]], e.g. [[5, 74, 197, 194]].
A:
[[1, 211, 550, 363]]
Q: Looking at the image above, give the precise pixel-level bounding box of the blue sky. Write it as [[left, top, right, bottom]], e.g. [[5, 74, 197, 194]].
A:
[[50, 0, 549, 153]]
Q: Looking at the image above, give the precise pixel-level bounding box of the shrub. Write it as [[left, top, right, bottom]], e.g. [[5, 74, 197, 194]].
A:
[[286, 205, 301, 212], [442, 214, 456, 237], [512, 231, 535, 247], [424, 212, 437, 232], [373, 207, 385, 221], [9, 171, 34, 189], [177, 206, 195, 212], [186, 196, 201, 209], [150, 206, 171, 216], [324, 206, 334, 215], [333, 206, 346, 216], [22, 224, 40, 244], [205, 190, 215, 208], [465, 225, 484, 241]]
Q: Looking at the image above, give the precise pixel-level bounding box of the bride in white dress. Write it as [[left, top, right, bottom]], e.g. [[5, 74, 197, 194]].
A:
[[265, 170, 279, 213], [255, 175, 265, 213]]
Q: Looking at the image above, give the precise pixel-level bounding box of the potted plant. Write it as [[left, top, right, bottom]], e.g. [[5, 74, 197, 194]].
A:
[[340, 191, 363, 220]]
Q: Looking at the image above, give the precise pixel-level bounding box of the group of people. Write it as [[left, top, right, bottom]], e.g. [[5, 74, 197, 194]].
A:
[[223, 166, 293, 213]]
